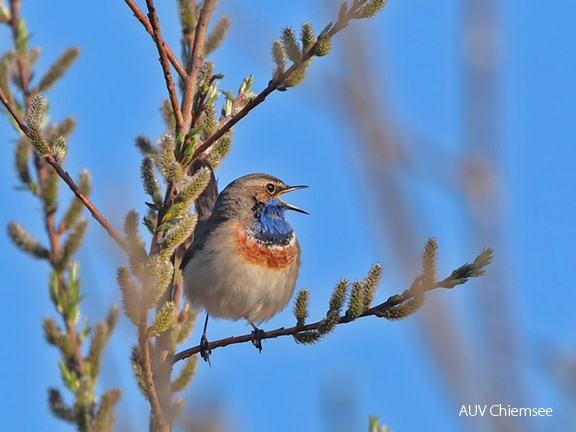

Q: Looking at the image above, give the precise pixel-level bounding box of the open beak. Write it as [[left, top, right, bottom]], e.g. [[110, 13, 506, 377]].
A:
[[277, 185, 309, 214]]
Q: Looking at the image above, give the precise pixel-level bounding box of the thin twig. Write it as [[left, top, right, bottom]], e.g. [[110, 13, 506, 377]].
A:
[[0, 85, 130, 254], [170, 275, 466, 365], [5, 4, 91, 421], [138, 315, 169, 432], [145, 0, 184, 130], [45, 154, 130, 253], [189, 0, 376, 162], [190, 55, 310, 162], [180, 0, 216, 131], [0, 84, 28, 132], [145, 1, 217, 253], [124, 0, 187, 80]]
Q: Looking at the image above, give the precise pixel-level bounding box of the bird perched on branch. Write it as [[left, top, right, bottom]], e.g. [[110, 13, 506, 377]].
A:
[[181, 172, 308, 361]]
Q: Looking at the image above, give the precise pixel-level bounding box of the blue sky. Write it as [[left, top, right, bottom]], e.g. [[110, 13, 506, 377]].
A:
[[1, 1, 575, 431]]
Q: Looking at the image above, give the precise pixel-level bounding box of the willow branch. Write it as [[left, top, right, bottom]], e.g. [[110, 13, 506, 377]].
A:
[[138, 314, 169, 431], [189, 1, 361, 162], [190, 53, 311, 162], [46, 155, 129, 252], [144, 0, 184, 130], [0, 85, 130, 254], [0, 84, 27, 131], [180, 0, 216, 131], [124, 0, 187, 80], [170, 270, 477, 365]]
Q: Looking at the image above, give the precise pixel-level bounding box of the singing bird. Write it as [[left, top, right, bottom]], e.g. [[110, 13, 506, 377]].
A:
[[181, 173, 308, 359]]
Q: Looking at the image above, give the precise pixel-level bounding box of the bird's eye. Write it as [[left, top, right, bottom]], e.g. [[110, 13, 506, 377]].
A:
[[266, 183, 275, 193]]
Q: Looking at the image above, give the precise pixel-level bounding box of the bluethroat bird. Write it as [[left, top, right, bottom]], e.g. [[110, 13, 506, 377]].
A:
[[181, 172, 308, 360]]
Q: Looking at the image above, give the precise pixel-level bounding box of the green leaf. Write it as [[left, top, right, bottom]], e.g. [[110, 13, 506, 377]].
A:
[[58, 360, 78, 392], [65, 261, 82, 325], [143, 216, 155, 234], [49, 270, 64, 314]]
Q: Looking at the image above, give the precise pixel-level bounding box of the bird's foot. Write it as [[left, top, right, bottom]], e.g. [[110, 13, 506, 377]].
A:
[[200, 334, 212, 365], [251, 327, 265, 353]]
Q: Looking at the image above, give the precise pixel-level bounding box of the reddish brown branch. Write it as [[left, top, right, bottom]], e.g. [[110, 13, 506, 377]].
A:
[[124, 0, 187, 80], [0, 84, 28, 132], [138, 313, 169, 432], [144, 0, 184, 130], [190, 54, 313, 162], [0, 85, 130, 255], [180, 0, 216, 131], [5, 0, 90, 397], [189, 0, 376, 162], [45, 154, 130, 253]]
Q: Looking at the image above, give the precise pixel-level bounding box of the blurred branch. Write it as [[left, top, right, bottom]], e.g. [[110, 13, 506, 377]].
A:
[[9, 0, 29, 92], [138, 313, 169, 431]]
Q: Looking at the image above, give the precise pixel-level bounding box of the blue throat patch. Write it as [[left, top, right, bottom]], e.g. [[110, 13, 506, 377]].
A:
[[251, 199, 294, 245]]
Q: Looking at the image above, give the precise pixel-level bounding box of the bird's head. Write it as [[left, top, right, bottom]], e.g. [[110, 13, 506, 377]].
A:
[[218, 174, 308, 236]]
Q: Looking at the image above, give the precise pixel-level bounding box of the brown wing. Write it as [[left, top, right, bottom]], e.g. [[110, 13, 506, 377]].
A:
[[191, 158, 218, 222], [180, 159, 219, 270]]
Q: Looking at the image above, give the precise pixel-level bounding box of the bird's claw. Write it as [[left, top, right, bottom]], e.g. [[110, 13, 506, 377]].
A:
[[200, 334, 212, 365], [251, 328, 265, 352]]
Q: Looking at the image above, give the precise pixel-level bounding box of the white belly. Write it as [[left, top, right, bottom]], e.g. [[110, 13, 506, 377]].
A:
[[183, 226, 300, 324]]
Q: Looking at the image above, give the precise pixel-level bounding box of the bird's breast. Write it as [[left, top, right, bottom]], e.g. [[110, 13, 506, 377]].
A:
[[233, 223, 299, 269]]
